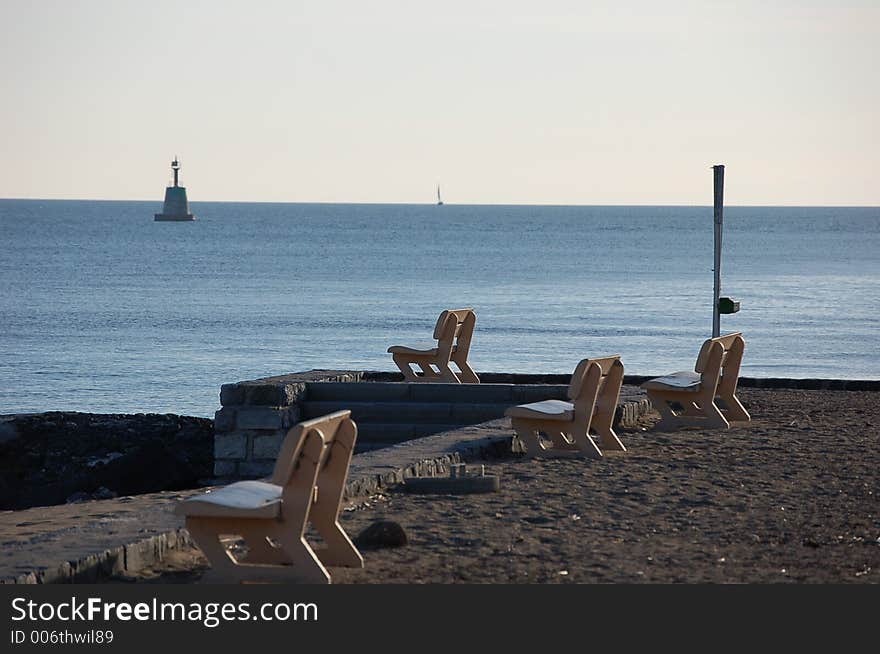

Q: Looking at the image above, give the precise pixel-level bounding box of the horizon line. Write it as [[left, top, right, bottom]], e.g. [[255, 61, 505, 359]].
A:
[[1, 197, 878, 209]]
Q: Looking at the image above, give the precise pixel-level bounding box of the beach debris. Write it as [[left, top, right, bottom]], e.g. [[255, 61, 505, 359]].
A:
[[354, 520, 408, 549], [401, 463, 500, 495], [343, 493, 390, 512]]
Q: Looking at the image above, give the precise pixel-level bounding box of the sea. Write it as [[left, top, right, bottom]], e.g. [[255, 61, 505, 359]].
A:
[[1, 200, 878, 417]]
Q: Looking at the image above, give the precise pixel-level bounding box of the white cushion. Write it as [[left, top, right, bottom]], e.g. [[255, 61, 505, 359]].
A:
[[641, 370, 702, 392], [387, 344, 439, 355], [175, 480, 282, 519], [505, 399, 574, 421]]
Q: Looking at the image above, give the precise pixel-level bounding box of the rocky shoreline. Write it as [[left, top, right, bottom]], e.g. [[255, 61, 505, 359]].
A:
[[0, 412, 213, 510]]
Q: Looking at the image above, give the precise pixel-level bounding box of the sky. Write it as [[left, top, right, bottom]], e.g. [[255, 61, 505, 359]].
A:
[[1, 0, 877, 205]]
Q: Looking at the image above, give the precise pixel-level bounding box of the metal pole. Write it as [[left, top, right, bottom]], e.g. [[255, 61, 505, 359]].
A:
[[712, 165, 724, 338]]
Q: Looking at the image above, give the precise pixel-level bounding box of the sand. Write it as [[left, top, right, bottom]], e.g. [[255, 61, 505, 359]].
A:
[[117, 388, 879, 584]]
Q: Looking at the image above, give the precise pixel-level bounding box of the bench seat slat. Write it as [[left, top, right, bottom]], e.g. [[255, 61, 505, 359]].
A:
[[387, 345, 440, 356], [641, 370, 702, 391], [505, 399, 574, 421], [176, 480, 282, 519]]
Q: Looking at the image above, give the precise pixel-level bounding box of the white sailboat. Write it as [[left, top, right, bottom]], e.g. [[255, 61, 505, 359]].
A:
[[437, 185, 444, 205]]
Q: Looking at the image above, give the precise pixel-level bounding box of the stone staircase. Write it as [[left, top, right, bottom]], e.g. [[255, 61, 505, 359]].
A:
[[301, 381, 649, 452]]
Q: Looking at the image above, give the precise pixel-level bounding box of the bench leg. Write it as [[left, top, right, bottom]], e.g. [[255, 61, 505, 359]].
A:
[[648, 390, 696, 431], [511, 419, 544, 457], [397, 356, 460, 383], [451, 358, 480, 384], [238, 529, 292, 566], [570, 429, 603, 458], [546, 429, 579, 449], [186, 517, 241, 575], [310, 428, 364, 569], [647, 391, 686, 431], [682, 400, 705, 417], [589, 409, 626, 453], [702, 399, 730, 429], [271, 530, 332, 584], [186, 517, 330, 584], [435, 362, 462, 383], [720, 393, 751, 422], [311, 516, 364, 567], [512, 419, 594, 458], [648, 390, 732, 430], [392, 354, 422, 382]]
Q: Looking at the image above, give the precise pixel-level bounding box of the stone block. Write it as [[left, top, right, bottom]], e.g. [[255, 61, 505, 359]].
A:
[[243, 382, 305, 407], [213, 407, 237, 433], [279, 382, 307, 405], [236, 407, 284, 430], [215, 432, 247, 459], [283, 406, 300, 428], [252, 432, 285, 459], [220, 383, 246, 406], [238, 460, 274, 479], [213, 459, 238, 477]]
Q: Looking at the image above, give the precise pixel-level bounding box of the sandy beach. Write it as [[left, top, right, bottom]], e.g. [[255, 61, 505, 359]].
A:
[[118, 387, 879, 584]]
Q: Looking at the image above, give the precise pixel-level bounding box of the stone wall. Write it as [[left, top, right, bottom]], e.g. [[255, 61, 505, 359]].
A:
[[213, 368, 880, 480], [213, 370, 363, 478]]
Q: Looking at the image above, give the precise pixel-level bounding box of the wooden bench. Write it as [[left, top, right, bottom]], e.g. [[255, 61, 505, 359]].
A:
[[505, 356, 627, 458], [387, 308, 480, 383], [641, 332, 751, 430], [175, 411, 363, 583]]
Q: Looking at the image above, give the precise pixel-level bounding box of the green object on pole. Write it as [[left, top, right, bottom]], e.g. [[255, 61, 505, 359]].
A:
[[719, 297, 740, 314]]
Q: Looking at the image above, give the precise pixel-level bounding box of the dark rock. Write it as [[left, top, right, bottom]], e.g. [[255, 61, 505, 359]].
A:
[[92, 486, 117, 500], [354, 520, 408, 549], [0, 411, 213, 510]]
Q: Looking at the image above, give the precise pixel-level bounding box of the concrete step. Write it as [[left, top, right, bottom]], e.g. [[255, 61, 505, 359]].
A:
[[305, 381, 570, 404], [301, 400, 510, 426], [354, 422, 471, 444]]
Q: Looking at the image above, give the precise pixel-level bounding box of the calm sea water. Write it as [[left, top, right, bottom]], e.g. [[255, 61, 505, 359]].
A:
[[1, 200, 878, 417]]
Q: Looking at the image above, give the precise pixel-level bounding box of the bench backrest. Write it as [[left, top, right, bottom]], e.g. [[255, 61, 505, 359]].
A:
[[567, 355, 624, 415], [694, 332, 745, 395], [433, 308, 477, 361], [270, 410, 355, 487]]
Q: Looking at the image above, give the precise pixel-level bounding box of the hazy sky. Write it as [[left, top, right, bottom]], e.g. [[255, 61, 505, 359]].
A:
[[1, 1, 877, 204]]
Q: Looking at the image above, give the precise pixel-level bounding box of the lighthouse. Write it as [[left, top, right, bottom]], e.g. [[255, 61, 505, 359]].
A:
[[154, 157, 196, 221]]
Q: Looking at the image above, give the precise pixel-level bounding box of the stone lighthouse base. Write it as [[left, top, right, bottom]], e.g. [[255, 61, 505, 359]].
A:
[[155, 185, 196, 221]]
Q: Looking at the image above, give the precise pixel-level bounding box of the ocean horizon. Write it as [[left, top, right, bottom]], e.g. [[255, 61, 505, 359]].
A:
[[1, 199, 878, 417]]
